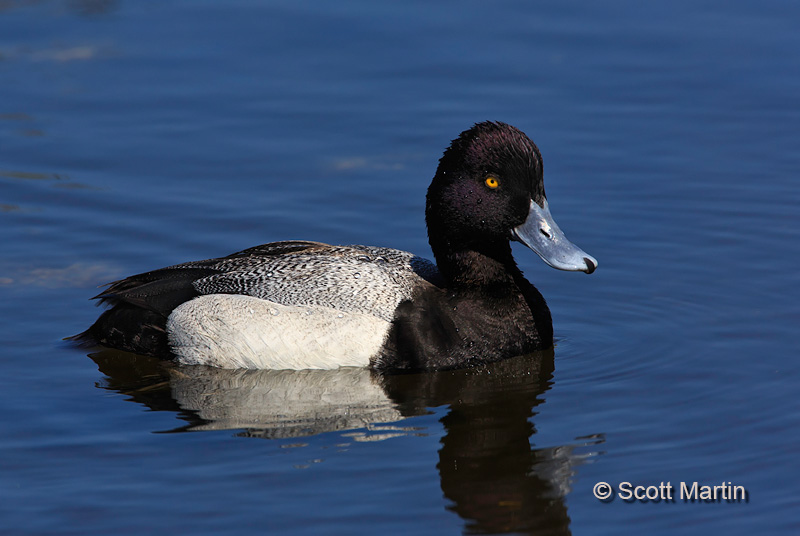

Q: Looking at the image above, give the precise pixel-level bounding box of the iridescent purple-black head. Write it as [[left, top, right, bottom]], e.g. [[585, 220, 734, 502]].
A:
[[426, 121, 596, 274]]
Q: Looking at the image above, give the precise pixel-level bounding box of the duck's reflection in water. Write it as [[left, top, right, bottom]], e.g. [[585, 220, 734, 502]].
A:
[[90, 350, 602, 535]]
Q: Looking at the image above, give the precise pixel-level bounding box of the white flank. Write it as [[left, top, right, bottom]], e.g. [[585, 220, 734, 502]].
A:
[[167, 294, 390, 369]]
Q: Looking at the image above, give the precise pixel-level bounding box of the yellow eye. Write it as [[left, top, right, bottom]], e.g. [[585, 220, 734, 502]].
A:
[[485, 176, 499, 189]]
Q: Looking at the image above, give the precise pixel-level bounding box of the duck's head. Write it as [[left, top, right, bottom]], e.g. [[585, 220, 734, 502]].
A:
[[426, 121, 597, 274]]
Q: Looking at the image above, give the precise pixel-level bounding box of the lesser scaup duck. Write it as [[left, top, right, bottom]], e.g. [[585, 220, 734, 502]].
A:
[[75, 121, 596, 372]]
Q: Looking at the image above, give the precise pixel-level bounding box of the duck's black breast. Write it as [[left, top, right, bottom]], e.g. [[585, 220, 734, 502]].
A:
[[376, 262, 553, 373]]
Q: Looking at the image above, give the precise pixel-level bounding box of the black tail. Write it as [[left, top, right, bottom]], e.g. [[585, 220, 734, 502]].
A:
[[68, 302, 172, 357], [68, 263, 221, 357]]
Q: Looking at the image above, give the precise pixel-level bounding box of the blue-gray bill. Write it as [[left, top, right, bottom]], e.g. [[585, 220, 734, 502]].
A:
[[512, 199, 597, 274]]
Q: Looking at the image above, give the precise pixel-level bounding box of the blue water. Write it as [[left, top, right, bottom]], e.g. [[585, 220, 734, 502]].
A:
[[2, 1, 799, 534]]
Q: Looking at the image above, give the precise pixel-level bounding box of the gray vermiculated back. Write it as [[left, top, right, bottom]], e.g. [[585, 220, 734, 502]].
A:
[[189, 242, 442, 322]]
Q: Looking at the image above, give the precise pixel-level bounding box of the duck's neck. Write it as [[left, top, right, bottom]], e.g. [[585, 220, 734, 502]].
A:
[[430, 237, 522, 290]]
